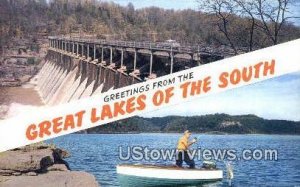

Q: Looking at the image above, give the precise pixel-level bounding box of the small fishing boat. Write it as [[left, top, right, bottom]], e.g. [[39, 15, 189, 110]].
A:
[[117, 163, 223, 187]]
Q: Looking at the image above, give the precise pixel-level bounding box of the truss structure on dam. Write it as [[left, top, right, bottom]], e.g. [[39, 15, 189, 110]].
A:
[[38, 36, 225, 105]]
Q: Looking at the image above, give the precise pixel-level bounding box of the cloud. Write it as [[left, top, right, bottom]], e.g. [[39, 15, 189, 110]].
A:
[[142, 72, 300, 121]]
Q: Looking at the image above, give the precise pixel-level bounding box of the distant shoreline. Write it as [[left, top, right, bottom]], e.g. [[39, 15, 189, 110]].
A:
[[81, 114, 300, 135], [78, 131, 300, 136]]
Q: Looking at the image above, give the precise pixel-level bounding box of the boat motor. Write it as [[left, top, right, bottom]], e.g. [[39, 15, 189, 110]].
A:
[[202, 161, 217, 169]]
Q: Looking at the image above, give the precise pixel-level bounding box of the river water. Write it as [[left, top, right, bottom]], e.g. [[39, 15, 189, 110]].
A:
[[0, 86, 43, 106], [0, 85, 43, 119]]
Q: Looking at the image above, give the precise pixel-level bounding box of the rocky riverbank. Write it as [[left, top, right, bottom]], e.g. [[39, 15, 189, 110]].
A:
[[0, 56, 40, 87], [0, 143, 99, 187], [0, 37, 47, 87]]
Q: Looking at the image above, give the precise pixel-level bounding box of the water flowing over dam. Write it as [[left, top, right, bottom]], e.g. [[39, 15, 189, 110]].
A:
[[36, 37, 224, 106]]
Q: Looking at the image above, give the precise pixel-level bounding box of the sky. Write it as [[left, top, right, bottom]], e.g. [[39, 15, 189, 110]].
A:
[[103, 0, 300, 26], [142, 71, 300, 121]]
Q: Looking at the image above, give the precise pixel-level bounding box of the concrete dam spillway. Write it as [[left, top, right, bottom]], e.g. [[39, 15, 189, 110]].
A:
[[36, 37, 224, 106]]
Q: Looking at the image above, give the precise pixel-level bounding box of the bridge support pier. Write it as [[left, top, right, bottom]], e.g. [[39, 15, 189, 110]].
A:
[[76, 43, 79, 56], [87, 44, 90, 60], [121, 49, 124, 67], [93, 44, 96, 61], [196, 53, 201, 66], [133, 49, 137, 71], [149, 50, 153, 76], [170, 51, 174, 74], [101, 47, 104, 63], [110, 47, 113, 64]]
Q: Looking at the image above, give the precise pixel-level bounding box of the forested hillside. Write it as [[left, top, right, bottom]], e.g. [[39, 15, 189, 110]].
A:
[[84, 114, 300, 134], [0, 0, 299, 55], [1, 0, 299, 85]]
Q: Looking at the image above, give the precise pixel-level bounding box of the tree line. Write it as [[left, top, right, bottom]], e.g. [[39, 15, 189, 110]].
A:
[[83, 114, 300, 134]]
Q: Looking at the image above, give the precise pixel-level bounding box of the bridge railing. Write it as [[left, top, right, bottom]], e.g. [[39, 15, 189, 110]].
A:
[[49, 36, 232, 56]]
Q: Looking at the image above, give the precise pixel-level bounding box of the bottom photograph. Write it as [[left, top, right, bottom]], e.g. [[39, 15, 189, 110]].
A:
[[0, 72, 299, 187]]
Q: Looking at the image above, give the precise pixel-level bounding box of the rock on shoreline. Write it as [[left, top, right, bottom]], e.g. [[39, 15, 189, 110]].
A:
[[0, 144, 99, 187]]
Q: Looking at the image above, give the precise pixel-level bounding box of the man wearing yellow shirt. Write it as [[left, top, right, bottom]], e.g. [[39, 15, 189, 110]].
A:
[[176, 130, 197, 168]]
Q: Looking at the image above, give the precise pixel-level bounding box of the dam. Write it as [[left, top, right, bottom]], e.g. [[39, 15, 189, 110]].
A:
[[36, 36, 224, 106]]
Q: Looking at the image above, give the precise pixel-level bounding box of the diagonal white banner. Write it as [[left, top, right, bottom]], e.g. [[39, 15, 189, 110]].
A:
[[0, 39, 300, 152]]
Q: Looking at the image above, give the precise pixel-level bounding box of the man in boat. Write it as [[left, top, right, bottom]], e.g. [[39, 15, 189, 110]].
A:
[[176, 130, 197, 169]]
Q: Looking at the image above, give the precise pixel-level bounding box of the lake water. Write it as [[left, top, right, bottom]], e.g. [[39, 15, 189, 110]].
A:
[[1, 85, 299, 186], [49, 134, 300, 187]]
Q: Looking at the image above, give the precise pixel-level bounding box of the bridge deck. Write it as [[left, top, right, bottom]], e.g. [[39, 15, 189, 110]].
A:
[[48, 36, 231, 56]]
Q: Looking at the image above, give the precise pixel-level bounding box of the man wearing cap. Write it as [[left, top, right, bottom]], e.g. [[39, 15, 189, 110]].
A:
[[176, 130, 196, 168]]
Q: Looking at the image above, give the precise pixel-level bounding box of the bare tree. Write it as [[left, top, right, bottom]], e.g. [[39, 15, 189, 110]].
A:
[[234, 0, 257, 51], [198, 0, 238, 54], [254, 0, 296, 45], [199, 0, 299, 52]]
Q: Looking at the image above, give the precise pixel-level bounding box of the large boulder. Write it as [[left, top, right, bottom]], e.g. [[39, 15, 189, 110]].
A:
[[0, 171, 99, 187], [0, 148, 54, 172], [0, 144, 99, 186], [47, 164, 69, 172]]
